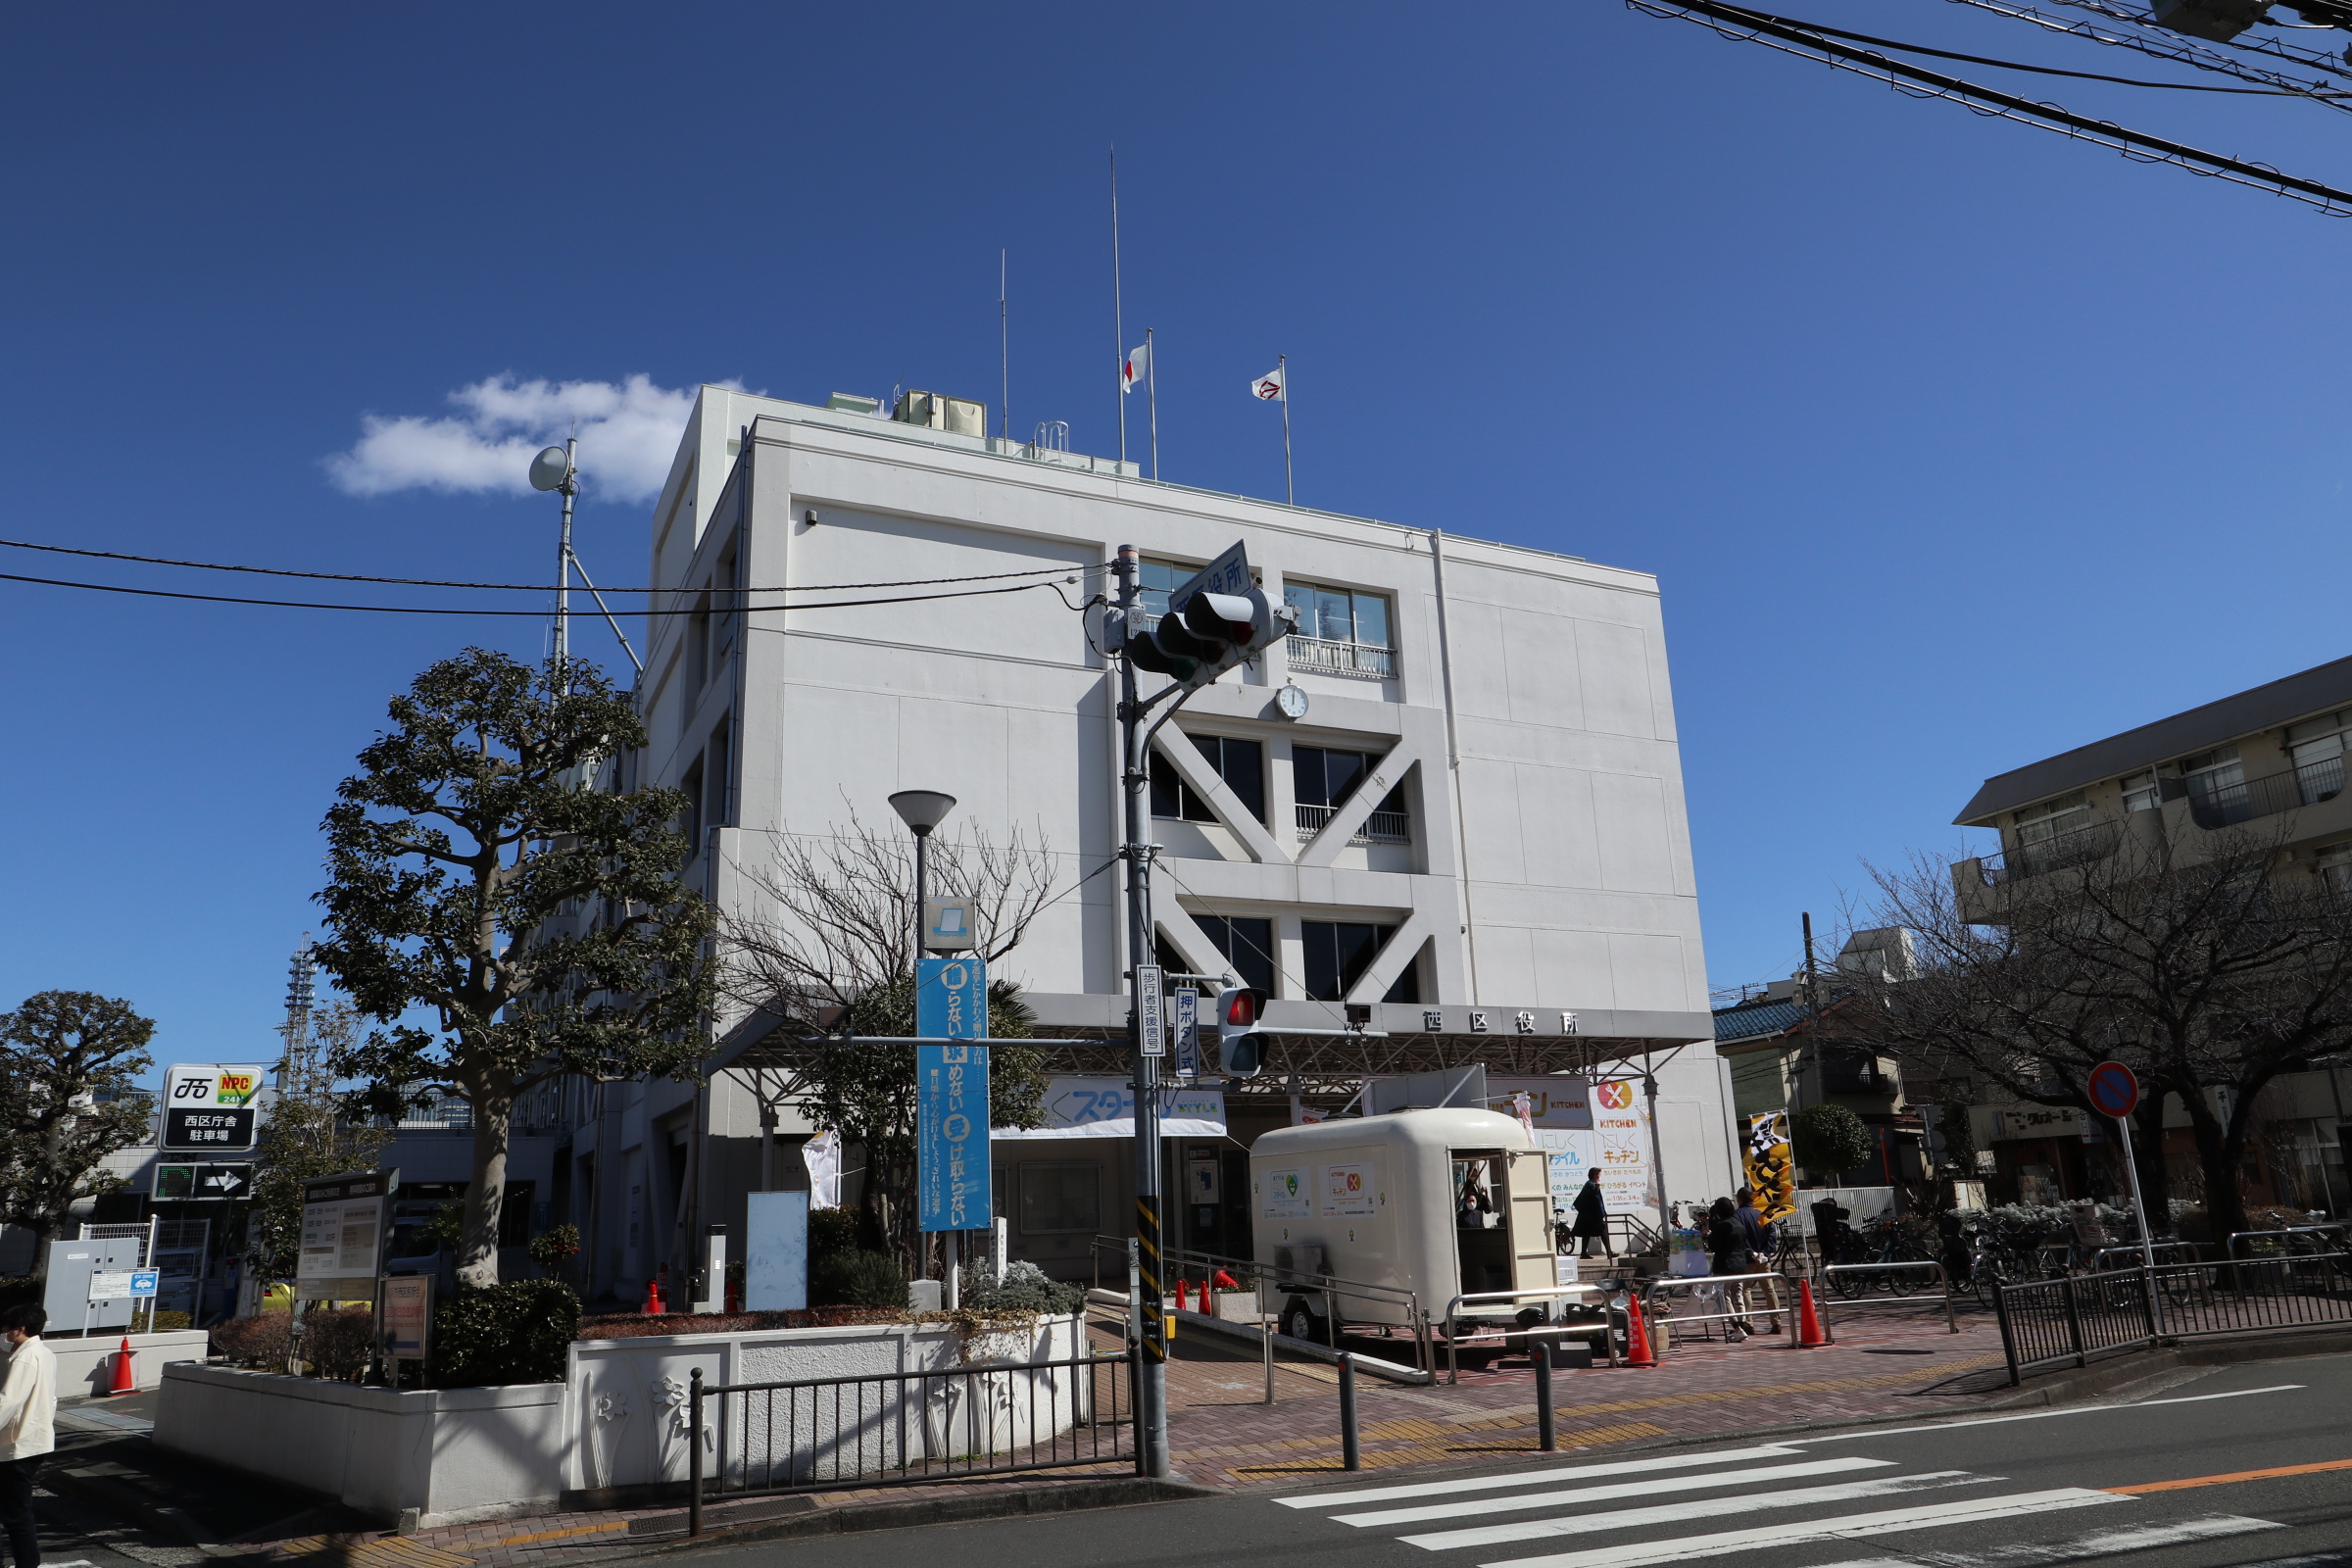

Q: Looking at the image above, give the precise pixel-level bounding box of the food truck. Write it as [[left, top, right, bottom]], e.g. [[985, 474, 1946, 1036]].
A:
[[1249, 1106, 1558, 1342]]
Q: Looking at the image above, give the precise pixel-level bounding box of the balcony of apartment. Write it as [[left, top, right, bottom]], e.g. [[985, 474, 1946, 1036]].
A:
[[1285, 635, 1396, 680], [1295, 801, 1410, 844], [1953, 819, 2123, 923], [2186, 754, 2345, 831]]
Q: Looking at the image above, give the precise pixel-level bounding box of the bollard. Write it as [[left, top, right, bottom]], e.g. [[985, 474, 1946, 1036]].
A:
[[1339, 1352, 1360, 1471], [1534, 1337, 1555, 1451], [688, 1368, 704, 1538]]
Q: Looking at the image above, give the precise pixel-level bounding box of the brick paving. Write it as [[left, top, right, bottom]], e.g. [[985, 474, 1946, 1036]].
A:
[[201, 1300, 2019, 1568]]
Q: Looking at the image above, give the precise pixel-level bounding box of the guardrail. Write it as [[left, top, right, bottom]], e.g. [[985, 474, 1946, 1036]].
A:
[[1993, 1252, 2352, 1384], [686, 1348, 1134, 1532], [2227, 1225, 2350, 1259], [1089, 1236, 1433, 1378], [1642, 1271, 1789, 1350], [1440, 1284, 1622, 1384], [1816, 1261, 1958, 1337], [2089, 1242, 2201, 1271]]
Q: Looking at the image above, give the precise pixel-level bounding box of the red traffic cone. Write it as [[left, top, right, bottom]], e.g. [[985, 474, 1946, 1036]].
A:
[[104, 1336, 135, 1396], [643, 1278, 664, 1315], [1173, 1279, 1189, 1313], [1623, 1296, 1658, 1368], [1792, 1280, 1829, 1349], [725, 1277, 742, 1314]]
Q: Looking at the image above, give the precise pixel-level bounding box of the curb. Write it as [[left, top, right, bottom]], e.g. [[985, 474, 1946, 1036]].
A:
[[603, 1476, 1219, 1559]]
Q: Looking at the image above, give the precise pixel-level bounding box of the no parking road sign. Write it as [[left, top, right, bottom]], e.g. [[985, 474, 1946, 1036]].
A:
[[2086, 1059, 2140, 1121]]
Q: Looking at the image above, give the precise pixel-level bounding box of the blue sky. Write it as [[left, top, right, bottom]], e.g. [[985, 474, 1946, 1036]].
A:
[[6, 3, 2351, 1066]]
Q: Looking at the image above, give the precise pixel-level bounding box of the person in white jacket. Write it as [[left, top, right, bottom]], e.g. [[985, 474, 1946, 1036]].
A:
[[0, 1305, 57, 1568]]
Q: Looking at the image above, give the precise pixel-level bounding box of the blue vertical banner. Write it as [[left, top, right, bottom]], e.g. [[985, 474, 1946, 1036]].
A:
[[917, 957, 990, 1232]]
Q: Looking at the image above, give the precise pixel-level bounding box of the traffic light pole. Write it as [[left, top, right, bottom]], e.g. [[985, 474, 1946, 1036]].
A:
[[1113, 544, 1171, 1478]]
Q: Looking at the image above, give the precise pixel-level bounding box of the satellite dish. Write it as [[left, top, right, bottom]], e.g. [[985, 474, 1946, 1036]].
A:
[[528, 446, 573, 493]]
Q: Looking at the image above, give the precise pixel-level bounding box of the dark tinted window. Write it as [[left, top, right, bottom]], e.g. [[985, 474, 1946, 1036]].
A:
[[1152, 734, 1264, 825], [1195, 915, 1276, 995], [1301, 920, 1415, 1003]]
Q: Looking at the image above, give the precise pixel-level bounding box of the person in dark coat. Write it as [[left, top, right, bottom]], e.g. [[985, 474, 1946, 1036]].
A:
[[1572, 1170, 1613, 1257], [1706, 1197, 1759, 1342]]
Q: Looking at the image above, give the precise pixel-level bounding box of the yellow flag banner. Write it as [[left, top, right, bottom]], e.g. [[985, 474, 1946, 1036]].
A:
[[1744, 1111, 1796, 1225]]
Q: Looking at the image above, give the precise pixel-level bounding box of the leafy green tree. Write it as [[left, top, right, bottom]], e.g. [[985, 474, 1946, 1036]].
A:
[[0, 993, 156, 1283], [314, 649, 714, 1288], [1790, 1102, 1874, 1181], [246, 1004, 389, 1283]]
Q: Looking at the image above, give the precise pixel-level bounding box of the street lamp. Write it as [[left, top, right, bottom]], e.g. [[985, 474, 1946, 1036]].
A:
[[888, 790, 957, 970], [888, 789, 958, 1307], [528, 440, 579, 687]]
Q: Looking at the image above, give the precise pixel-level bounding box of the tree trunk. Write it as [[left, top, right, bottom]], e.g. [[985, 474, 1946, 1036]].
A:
[[2181, 1093, 2252, 1250], [23, 1216, 53, 1288], [461, 1084, 514, 1290]]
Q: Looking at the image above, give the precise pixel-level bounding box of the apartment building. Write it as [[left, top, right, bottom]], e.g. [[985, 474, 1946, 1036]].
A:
[[549, 384, 1734, 1299], [1951, 654, 2352, 1212]]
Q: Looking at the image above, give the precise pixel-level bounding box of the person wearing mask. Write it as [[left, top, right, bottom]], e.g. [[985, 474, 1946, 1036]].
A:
[[1572, 1170, 1613, 1259], [0, 1304, 57, 1568], [1733, 1188, 1784, 1335], [1706, 1197, 1757, 1341]]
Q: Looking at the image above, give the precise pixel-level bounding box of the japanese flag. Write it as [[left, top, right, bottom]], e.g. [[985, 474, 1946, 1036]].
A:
[[1250, 365, 1285, 401], [1123, 341, 1149, 394]]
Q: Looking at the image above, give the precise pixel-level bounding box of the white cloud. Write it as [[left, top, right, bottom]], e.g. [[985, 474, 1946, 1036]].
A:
[[325, 374, 736, 505]]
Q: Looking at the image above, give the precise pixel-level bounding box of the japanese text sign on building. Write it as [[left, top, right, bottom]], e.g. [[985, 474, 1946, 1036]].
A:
[[916, 958, 990, 1233]]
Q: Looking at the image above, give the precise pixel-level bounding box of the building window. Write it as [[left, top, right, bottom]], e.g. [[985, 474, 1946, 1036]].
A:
[[1137, 558, 1189, 620], [2317, 843, 2352, 899], [1193, 914, 1276, 995], [2288, 710, 2352, 808], [1301, 920, 1416, 1004], [1018, 1162, 1101, 1235], [1152, 734, 1264, 824], [704, 719, 731, 831], [2181, 746, 2249, 827], [1282, 581, 1395, 679], [1294, 746, 1409, 842], [2120, 771, 2161, 812], [679, 756, 705, 852]]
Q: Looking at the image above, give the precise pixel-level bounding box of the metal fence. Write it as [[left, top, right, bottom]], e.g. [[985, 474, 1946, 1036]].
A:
[[1816, 1261, 1959, 1337], [1993, 1253, 2352, 1384], [687, 1349, 1134, 1531]]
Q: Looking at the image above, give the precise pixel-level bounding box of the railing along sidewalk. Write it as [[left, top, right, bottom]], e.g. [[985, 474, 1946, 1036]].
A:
[[1994, 1251, 2352, 1385], [1440, 1284, 1622, 1384], [1813, 1260, 1958, 1339], [1090, 1236, 1433, 1382], [687, 1348, 1135, 1534], [1642, 1271, 1789, 1350]]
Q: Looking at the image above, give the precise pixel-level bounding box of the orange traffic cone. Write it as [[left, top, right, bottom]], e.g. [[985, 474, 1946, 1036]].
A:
[[643, 1278, 664, 1315], [104, 1336, 135, 1396], [1792, 1280, 1828, 1349], [1173, 1279, 1190, 1312], [1623, 1296, 1657, 1368]]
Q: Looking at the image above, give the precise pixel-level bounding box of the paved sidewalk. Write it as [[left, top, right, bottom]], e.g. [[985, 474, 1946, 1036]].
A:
[[49, 1302, 2017, 1568]]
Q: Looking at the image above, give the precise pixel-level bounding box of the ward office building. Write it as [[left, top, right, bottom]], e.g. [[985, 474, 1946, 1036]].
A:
[[546, 385, 1734, 1300]]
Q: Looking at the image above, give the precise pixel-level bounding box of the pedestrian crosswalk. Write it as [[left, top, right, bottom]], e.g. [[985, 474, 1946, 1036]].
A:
[[1272, 1441, 2284, 1568]]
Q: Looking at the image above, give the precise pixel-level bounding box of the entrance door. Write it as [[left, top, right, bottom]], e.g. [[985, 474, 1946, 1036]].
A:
[[1503, 1150, 1558, 1292]]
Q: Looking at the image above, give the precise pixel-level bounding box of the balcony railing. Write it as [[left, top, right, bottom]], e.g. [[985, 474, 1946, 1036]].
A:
[[2189, 755, 2346, 830], [1295, 803, 1411, 844], [1287, 636, 1396, 680], [1977, 820, 2122, 886]]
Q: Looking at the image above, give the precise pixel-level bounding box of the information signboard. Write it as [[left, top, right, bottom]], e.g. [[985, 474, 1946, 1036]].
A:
[[161, 1064, 265, 1152], [297, 1169, 398, 1295], [380, 1275, 432, 1360]]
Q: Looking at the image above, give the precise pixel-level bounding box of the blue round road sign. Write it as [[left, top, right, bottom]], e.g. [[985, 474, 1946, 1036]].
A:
[[2086, 1059, 2140, 1120]]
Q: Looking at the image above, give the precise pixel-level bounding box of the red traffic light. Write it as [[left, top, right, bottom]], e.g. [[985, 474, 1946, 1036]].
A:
[[1222, 988, 1261, 1026], [1180, 591, 1255, 646]]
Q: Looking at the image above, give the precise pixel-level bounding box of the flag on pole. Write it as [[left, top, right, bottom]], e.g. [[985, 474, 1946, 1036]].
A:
[[1250, 365, 1285, 401], [1123, 341, 1150, 394]]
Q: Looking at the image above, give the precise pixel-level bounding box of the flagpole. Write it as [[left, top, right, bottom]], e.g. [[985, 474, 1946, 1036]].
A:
[[1278, 354, 1293, 506], [1000, 249, 1009, 441], [1146, 327, 1158, 482], [1111, 147, 1126, 471]]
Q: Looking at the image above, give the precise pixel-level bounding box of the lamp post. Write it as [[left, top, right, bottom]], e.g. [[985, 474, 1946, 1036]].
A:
[[528, 440, 579, 688], [889, 789, 959, 1305]]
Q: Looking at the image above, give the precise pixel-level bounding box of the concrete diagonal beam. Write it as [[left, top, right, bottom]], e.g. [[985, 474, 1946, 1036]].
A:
[[1297, 741, 1433, 869], [1152, 730, 1291, 865]]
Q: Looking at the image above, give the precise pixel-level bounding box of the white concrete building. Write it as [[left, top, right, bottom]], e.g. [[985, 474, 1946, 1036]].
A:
[[554, 386, 1732, 1301]]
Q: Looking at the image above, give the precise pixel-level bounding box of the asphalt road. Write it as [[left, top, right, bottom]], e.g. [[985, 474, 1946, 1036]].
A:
[[677, 1352, 2352, 1568]]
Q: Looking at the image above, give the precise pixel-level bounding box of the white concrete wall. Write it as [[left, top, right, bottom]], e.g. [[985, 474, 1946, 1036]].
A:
[[45, 1329, 209, 1397]]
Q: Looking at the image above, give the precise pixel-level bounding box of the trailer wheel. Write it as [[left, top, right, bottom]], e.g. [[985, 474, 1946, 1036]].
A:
[[1283, 1298, 1329, 1345]]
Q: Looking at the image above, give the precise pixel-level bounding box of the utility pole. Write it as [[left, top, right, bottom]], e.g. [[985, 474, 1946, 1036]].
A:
[[1797, 910, 1822, 1115], [1113, 545, 1169, 1477]]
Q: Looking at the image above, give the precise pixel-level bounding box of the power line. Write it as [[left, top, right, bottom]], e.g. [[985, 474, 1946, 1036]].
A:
[[0, 534, 1093, 597], [0, 568, 1076, 617], [1634, 0, 2352, 216], [1774, 11, 2350, 93], [1942, 0, 2352, 100]]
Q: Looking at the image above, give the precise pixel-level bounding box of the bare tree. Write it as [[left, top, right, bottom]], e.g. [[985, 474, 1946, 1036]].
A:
[[1833, 823, 2352, 1245], [718, 806, 1062, 1267]]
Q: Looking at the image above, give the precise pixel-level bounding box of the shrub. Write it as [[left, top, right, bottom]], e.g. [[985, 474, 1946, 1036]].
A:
[[302, 1306, 377, 1382], [964, 1260, 1084, 1317], [429, 1280, 581, 1388], [526, 1223, 580, 1275], [211, 1312, 292, 1369], [150, 1310, 192, 1332], [1791, 1103, 1874, 1179], [810, 1250, 907, 1310], [808, 1206, 874, 1264]]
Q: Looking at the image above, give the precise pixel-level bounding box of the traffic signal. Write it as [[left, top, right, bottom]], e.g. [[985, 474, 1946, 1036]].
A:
[[1214, 986, 1273, 1077], [1120, 590, 1297, 691]]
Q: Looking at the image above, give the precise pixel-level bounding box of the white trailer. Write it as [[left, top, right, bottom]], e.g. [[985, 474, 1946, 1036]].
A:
[[1249, 1107, 1557, 1342]]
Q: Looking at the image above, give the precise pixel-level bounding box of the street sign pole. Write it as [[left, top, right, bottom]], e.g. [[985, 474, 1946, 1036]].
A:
[[2087, 1060, 2162, 1335], [1114, 544, 1169, 1478]]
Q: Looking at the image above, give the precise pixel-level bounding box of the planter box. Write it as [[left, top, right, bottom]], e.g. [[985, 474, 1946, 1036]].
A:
[[43, 1330, 210, 1396], [1212, 1291, 1261, 1324], [155, 1363, 567, 1529]]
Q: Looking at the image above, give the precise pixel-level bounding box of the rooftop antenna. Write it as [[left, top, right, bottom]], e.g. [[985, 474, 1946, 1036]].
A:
[[1000, 249, 1010, 441], [278, 934, 320, 1093], [1111, 147, 1125, 470], [529, 440, 642, 678]]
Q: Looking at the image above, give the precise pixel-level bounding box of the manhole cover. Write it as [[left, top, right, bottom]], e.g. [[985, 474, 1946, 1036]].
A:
[[1862, 1348, 1936, 1355]]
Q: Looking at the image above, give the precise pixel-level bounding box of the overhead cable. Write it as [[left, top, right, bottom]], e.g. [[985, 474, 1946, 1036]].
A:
[[0, 569, 1074, 616], [1784, 11, 2350, 93], [1631, 0, 2352, 216], [0, 535, 1092, 597], [1941, 0, 2352, 101]]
